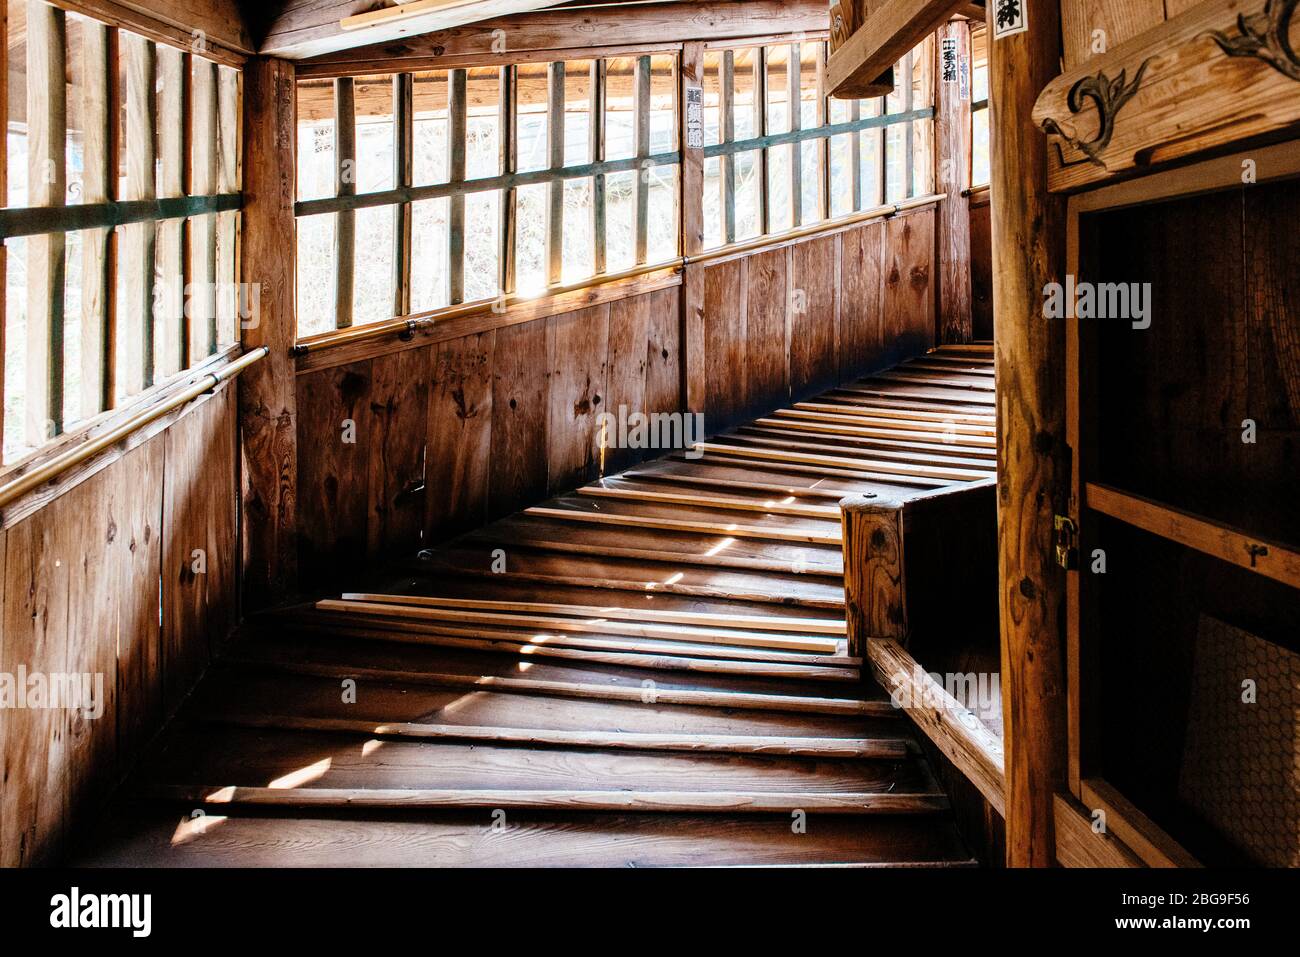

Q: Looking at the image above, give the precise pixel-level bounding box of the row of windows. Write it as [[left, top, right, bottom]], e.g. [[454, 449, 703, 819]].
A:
[[294, 34, 941, 339], [2, 0, 242, 465]]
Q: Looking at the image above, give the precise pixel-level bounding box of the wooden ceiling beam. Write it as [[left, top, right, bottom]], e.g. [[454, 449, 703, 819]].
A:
[[826, 0, 967, 98], [287, 0, 828, 68]]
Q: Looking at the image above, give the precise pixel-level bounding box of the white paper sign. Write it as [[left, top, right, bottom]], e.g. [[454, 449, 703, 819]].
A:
[[993, 0, 1028, 39]]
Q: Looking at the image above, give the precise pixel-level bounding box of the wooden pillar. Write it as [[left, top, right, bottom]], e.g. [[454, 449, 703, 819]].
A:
[[840, 494, 907, 657], [936, 20, 972, 344], [988, 0, 1069, 868], [239, 57, 299, 609], [680, 41, 706, 417]]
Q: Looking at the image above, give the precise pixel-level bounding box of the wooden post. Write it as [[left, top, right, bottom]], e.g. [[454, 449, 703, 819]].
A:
[[239, 57, 299, 609], [988, 0, 1069, 868], [680, 42, 706, 418], [936, 20, 972, 344], [840, 494, 907, 657]]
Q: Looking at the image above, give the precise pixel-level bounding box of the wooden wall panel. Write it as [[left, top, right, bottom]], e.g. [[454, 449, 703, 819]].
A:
[[643, 286, 682, 423], [368, 348, 431, 555], [882, 207, 937, 367], [703, 259, 746, 432], [1061, 0, 1166, 71], [604, 294, 652, 475], [969, 196, 993, 341], [745, 249, 789, 419], [161, 388, 238, 715], [295, 362, 372, 589], [839, 221, 886, 379], [790, 235, 838, 401], [426, 332, 495, 540], [1, 385, 236, 866], [547, 306, 611, 494], [489, 320, 550, 520]]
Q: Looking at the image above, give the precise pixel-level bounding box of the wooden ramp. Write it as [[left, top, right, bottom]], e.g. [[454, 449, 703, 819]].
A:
[[77, 346, 996, 867]]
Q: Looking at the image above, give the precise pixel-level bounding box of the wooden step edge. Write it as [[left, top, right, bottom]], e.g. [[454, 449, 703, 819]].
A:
[[260, 618, 861, 683], [697, 443, 995, 483], [225, 657, 898, 717], [723, 431, 998, 467], [711, 859, 981, 868], [195, 713, 909, 760], [276, 608, 861, 666], [397, 561, 848, 610], [670, 452, 947, 490], [144, 784, 951, 815], [337, 592, 849, 635], [617, 469, 852, 501], [524, 505, 843, 547], [578, 484, 844, 518], [313, 599, 843, 654]]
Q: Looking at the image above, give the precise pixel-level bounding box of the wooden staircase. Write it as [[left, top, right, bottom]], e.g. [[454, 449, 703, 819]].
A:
[[76, 345, 996, 867]]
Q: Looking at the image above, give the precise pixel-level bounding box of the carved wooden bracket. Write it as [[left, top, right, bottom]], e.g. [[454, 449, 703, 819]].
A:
[[1032, 0, 1300, 192]]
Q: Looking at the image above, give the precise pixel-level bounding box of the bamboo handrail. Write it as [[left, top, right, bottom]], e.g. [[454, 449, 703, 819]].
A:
[[0, 347, 268, 510]]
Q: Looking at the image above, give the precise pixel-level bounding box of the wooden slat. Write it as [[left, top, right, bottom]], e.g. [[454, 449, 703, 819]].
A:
[[25, 0, 67, 444], [547, 60, 565, 285], [314, 599, 840, 653], [1053, 794, 1142, 868], [155, 46, 186, 379], [634, 54, 652, 264], [393, 72, 414, 315], [499, 64, 517, 294], [444, 69, 466, 305], [579, 483, 842, 518], [697, 441, 993, 482], [591, 58, 608, 274], [333, 76, 356, 328], [215, 65, 241, 347], [338, 592, 847, 635], [231, 656, 891, 715], [525, 504, 842, 546], [720, 49, 737, 244], [1087, 483, 1300, 590], [79, 21, 113, 417], [189, 56, 219, 360], [1079, 778, 1200, 868], [204, 713, 903, 759]]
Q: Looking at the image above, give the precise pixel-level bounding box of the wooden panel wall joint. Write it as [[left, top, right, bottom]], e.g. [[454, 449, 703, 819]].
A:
[[840, 493, 907, 656]]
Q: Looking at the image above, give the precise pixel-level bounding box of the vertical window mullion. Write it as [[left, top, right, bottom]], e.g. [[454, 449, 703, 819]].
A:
[[446, 69, 467, 305], [393, 72, 413, 315], [590, 59, 607, 276], [81, 20, 114, 415], [720, 50, 736, 246], [634, 54, 651, 266], [788, 41, 801, 229], [156, 46, 186, 378], [25, 1, 67, 443], [547, 61, 566, 286], [755, 47, 769, 236], [122, 32, 157, 397], [903, 49, 915, 198], [499, 65, 517, 297], [849, 98, 862, 213], [815, 41, 830, 221], [878, 93, 888, 205], [191, 57, 218, 360], [333, 76, 355, 329]]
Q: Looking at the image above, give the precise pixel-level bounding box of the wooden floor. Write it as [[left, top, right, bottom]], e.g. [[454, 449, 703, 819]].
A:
[[77, 345, 997, 867]]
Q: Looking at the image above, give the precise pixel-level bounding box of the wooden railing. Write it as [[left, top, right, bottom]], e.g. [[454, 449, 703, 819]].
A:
[[839, 476, 1005, 814]]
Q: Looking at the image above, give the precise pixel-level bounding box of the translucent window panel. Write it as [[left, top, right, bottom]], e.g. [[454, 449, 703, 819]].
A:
[[412, 70, 449, 187], [4, 236, 30, 462], [911, 38, 934, 109], [352, 204, 395, 324], [885, 66, 905, 115], [466, 67, 503, 179], [61, 230, 84, 425], [828, 96, 850, 125], [885, 124, 906, 202], [562, 62, 593, 167], [295, 213, 337, 337], [860, 125, 884, 208], [702, 52, 722, 147], [561, 178, 594, 283], [603, 170, 636, 273], [63, 15, 87, 205], [733, 150, 762, 241], [800, 139, 822, 222], [354, 75, 395, 193], [604, 57, 637, 162], [913, 118, 934, 195], [514, 183, 548, 294], [971, 108, 990, 187], [765, 45, 790, 135], [296, 80, 336, 202], [464, 191, 501, 302], [732, 49, 758, 141], [649, 55, 676, 154], [767, 143, 793, 233], [516, 62, 550, 173], [798, 43, 821, 131], [703, 156, 723, 249], [6, 0, 26, 207], [410, 198, 449, 313], [646, 165, 678, 265], [829, 133, 853, 217]]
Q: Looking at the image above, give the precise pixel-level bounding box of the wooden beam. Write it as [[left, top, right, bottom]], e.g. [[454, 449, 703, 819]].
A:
[[990, 0, 1069, 868], [156, 46, 186, 378], [1053, 794, 1143, 868], [935, 20, 972, 344], [499, 64, 518, 295], [239, 58, 300, 609], [215, 66, 242, 349], [393, 73, 414, 315], [25, 0, 67, 446], [293, 1, 830, 68], [825, 0, 960, 99], [547, 60, 566, 285], [79, 21, 114, 416], [191, 56, 220, 361], [867, 636, 1004, 815], [634, 54, 652, 265], [447, 69, 468, 300], [680, 42, 705, 418], [333, 76, 356, 328], [840, 494, 907, 656], [591, 59, 609, 275]]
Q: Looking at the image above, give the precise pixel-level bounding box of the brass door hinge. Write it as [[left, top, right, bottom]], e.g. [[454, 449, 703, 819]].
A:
[[1054, 514, 1079, 570]]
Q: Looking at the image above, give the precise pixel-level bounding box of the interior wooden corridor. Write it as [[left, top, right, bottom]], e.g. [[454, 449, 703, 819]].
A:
[[75, 345, 996, 867]]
